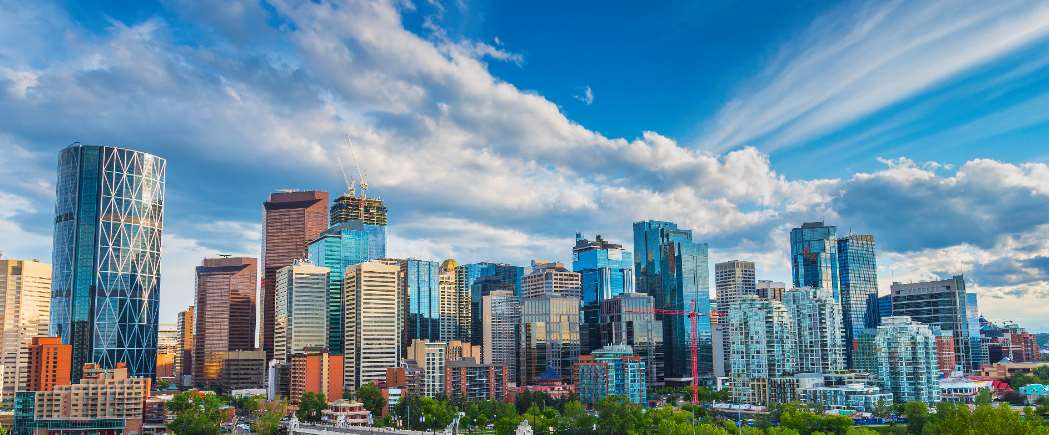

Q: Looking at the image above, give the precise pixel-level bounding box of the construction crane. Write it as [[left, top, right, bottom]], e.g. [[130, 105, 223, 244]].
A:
[[623, 300, 706, 405], [338, 135, 369, 221]]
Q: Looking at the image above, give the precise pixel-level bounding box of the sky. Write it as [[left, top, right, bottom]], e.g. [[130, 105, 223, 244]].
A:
[[2, 0, 1049, 330]]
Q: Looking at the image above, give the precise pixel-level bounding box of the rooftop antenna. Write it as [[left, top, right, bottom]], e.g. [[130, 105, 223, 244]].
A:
[[218, 254, 231, 258]]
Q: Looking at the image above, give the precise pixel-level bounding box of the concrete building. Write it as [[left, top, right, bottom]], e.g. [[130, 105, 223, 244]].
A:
[[482, 290, 520, 381], [519, 295, 581, 386], [799, 382, 892, 413], [0, 259, 51, 403], [714, 260, 755, 378], [194, 257, 258, 388], [405, 340, 446, 398], [933, 327, 957, 377], [782, 288, 846, 374], [891, 276, 976, 371], [19, 363, 150, 435], [438, 260, 468, 342], [344, 261, 401, 392], [756, 280, 786, 301], [27, 337, 71, 393], [290, 350, 344, 403], [274, 260, 330, 362], [457, 262, 524, 347], [728, 296, 797, 406], [219, 350, 267, 391], [874, 316, 940, 404], [445, 360, 510, 402], [522, 261, 581, 299], [261, 190, 329, 361], [330, 188, 388, 226]]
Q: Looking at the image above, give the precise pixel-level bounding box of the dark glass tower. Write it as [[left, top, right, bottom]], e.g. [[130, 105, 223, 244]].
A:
[[837, 234, 879, 368], [572, 234, 633, 354], [457, 262, 524, 346], [790, 222, 840, 302], [50, 144, 166, 380]]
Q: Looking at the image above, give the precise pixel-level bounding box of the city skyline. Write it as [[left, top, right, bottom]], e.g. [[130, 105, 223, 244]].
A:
[[2, 0, 1049, 331]]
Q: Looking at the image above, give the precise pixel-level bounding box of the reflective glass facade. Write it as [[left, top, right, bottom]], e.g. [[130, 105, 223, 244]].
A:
[[965, 292, 987, 368], [874, 316, 940, 404], [404, 259, 441, 346], [519, 295, 581, 385], [458, 262, 524, 346], [573, 234, 634, 354], [890, 275, 976, 372], [50, 144, 165, 380], [600, 292, 664, 386], [790, 222, 840, 302], [836, 235, 879, 368], [307, 220, 386, 354]]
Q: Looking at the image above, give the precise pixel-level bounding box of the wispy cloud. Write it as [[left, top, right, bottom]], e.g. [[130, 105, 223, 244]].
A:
[[575, 85, 593, 106], [699, 0, 1049, 153]]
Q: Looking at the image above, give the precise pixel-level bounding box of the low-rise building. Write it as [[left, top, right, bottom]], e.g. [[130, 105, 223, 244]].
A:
[[939, 378, 994, 403], [444, 360, 509, 402], [571, 345, 646, 406], [15, 362, 150, 435], [980, 362, 1049, 380], [290, 350, 344, 403], [800, 383, 892, 413], [220, 350, 267, 391], [321, 400, 369, 426], [1019, 384, 1049, 404]]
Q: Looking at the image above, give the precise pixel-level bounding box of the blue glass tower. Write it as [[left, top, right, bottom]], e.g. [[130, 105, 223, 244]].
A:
[[632, 220, 712, 382], [790, 222, 840, 302], [307, 220, 386, 354], [837, 234, 879, 368], [405, 259, 441, 345], [965, 292, 987, 368], [458, 262, 524, 345], [50, 144, 166, 380], [572, 233, 633, 353]]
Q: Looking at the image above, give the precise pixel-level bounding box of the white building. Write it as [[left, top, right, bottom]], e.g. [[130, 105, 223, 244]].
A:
[[274, 260, 330, 362], [344, 260, 401, 392], [0, 258, 51, 404]]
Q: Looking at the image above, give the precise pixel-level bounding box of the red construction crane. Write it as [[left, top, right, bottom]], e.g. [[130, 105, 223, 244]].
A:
[[623, 300, 706, 405]]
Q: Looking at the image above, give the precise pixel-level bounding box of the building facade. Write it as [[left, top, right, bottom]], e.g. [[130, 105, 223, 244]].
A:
[[290, 350, 344, 403], [756, 280, 786, 301], [193, 257, 257, 388], [27, 337, 71, 393], [445, 360, 509, 402], [405, 340, 446, 398], [458, 262, 524, 346], [0, 259, 51, 403], [219, 350, 267, 391], [438, 260, 469, 342], [782, 288, 846, 374], [789, 222, 839, 302], [573, 234, 634, 353], [403, 259, 441, 351], [728, 296, 797, 406], [836, 234, 879, 369], [344, 261, 401, 392], [176, 307, 193, 387], [599, 292, 664, 386], [714, 260, 755, 378], [50, 144, 165, 380], [330, 189, 388, 226], [519, 295, 581, 386], [22, 363, 149, 435], [874, 316, 940, 404], [274, 260, 329, 362], [890, 276, 976, 371], [482, 290, 520, 382], [156, 322, 178, 381], [261, 190, 329, 361], [573, 345, 647, 406]]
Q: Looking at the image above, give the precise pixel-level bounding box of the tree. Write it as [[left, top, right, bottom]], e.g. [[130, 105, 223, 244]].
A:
[[356, 382, 386, 417], [872, 399, 892, 420], [1038, 396, 1049, 415], [167, 391, 226, 435], [976, 388, 994, 405], [594, 396, 643, 434], [902, 401, 929, 435], [295, 392, 327, 423], [253, 399, 287, 435], [231, 395, 262, 415]]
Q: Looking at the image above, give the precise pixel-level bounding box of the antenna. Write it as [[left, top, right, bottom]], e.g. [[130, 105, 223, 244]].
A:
[[218, 254, 231, 258]]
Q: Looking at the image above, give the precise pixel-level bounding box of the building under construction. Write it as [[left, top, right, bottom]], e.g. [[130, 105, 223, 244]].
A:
[[330, 189, 388, 226]]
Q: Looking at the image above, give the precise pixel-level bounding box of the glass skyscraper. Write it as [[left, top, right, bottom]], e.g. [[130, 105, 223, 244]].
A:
[[573, 234, 634, 353], [50, 144, 166, 380], [836, 234, 879, 368], [965, 292, 987, 368], [632, 220, 712, 382], [457, 262, 524, 345], [403, 259, 441, 346], [307, 220, 386, 354], [790, 222, 840, 302]]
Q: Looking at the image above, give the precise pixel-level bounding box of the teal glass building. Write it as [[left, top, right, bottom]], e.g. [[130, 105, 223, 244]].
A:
[[307, 220, 386, 354], [836, 234, 879, 368], [790, 222, 840, 302], [50, 144, 166, 380], [572, 233, 634, 353], [405, 259, 441, 345]]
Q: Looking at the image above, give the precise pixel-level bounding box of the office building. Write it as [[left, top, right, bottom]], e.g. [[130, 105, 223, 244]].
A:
[[599, 292, 664, 386], [984, 321, 1042, 363], [632, 220, 712, 382], [330, 188, 388, 226], [401, 259, 441, 351], [519, 295, 581, 385], [890, 276, 976, 371], [573, 345, 647, 406], [965, 292, 988, 367], [219, 350, 267, 391], [290, 350, 344, 403], [457, 262, 524, 346], [756, 280, 786, 301], [344, 261, 401, 392], [18, 363, 150, 435], [836, 235, 879, 369], [0, 259, 51, 403], [274, 260, 329, 362], [573, 234, 634, 353], [714, 260, 755, 377], [27, 337, 71, 393], [176, 307, 193, 387], [522, 260, 581, 299], [156, 322, 178, 381], [874, 317, 940, 404], [193, 257, 257, 388], [446, 340, 481, 363], [782, 288, 846, 374], [262, 190, 329, 360], [728, 296, 797, 406], [435, 260, 469, 342], [789, 222, 839, 301], [307, 220, 386, 354], [482, 290, 520, 381], [877, 295, 892, 320], [405, 340, 446, 398], [50, 144, 166, 381], [445, 360, 509, 402]]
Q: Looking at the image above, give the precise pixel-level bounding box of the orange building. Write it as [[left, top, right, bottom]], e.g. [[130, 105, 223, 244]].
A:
[[27, 337, 71, 392], [289, 350, 343, 403]]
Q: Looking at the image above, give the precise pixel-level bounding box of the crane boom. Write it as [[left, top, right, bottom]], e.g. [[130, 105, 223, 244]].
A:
[[344, 136, 368, 194]]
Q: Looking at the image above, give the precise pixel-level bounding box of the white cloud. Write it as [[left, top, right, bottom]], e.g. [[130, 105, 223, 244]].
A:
[[575, 85, 593, 106]]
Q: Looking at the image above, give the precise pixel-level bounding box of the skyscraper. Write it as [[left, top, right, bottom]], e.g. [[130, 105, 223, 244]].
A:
[[519, 295, 581, 385], [344, 261, 401, 392], [632, 220, 712, 382], [573, 234, 634, 353], [482, 290, 520, 382], [890, 275, 976, 371], [307, 220, 386, 354], [50, 144, 166, 380], [262, 190, 329, 360], [274, 260, 329, 363], [176, 307, 193, 387], [0, 258, 51, 402], [965, 292, 988, 368], [789, 222, 839, 301], [522, 260, 582, 299], [193, 257, 258, 388], [836, 234, 879, 368], [329, 188, 388, 226], [403, 259, 441, 348], [458, 262, 524, 346], [874, 316, 940, 404], [782, 288, 846, 374], [438, 260, 469, 342], [599, 292, 664, 386], [728, 296, 797, 406], [714, 260, 755, 377]]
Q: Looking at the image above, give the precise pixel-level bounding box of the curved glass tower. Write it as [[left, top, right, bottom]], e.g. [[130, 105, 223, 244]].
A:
[[50, 144, 166, 380]]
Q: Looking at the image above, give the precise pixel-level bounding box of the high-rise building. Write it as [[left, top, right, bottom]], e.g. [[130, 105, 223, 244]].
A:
[[193, 257, 258, 388], [330, 188, 388, 226], [874, 317, 940, 404], [457, 262, 523, 346], [438, 260, 469, 342], [714, 260, 755, 378], [599, 292, 664, 386], [632, 220, 712, 382], [405, 340, 446, 398], [890, 276, 976, 372], [789, 222, 839, 302], [522, 260, 581, 299], [403, 259, 441, 348], [756, 280, 786, 301], [482, 290, 520, 381], [782, 288, 846, 374], [274, 260, 329, 363], [0, 259, 51, 403], [519, 295, 581, 385], [965, 292, 988, 368], [727, 296, 797, 406], [176, 307, 193, 387], [50, 144, 165, 381], [573, 234, 634, 354], [156, 322, 178, 381], [836, 235, 879, 369], [262, 190, 329, 360], [307, 220, 386, 354], [877, 294, 892, 320], [573, 345, 647, 406], [27, 337, 71, 392], [344, 261, 401, 392]]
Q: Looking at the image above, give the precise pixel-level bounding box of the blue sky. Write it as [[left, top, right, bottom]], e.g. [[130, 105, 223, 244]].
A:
[[2, 0, 1049, 330]]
